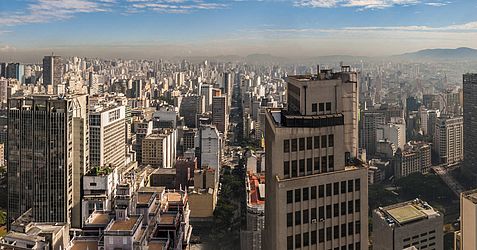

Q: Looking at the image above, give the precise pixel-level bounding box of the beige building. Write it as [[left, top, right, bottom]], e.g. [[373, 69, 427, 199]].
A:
[[142, 129, 177, 168], [455, 189, 477, 250], [372, 199, 443, 250], [263, 68, 368, 250], [188, 168, 218, 219], [395, 141, 431, 179], [434, 115, 463, 165]]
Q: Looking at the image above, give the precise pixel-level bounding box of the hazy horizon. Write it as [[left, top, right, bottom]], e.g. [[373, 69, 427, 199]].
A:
[[1, 0, 477, 62]]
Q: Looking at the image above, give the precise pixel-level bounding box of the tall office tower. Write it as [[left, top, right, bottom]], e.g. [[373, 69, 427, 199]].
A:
[[0, 63, 7, 78], [89, 105, 126, 168], [179, 95, 203, 128], [263, 67, 368, 250], [129, 79, 143, 98], [201, 84, 213, 112], [133, 120, 153, 164], [359, 110, 385, 158], [455, 189, 477, 250], [372, 199, 443, 250], [42, 55, 63, 89], [463, 73, 477, 180], [196, 125, 222, 183], [5, 63, 24, 84], [212, 95, 228, 136], [376, 119, 406, 150], [433, 115, 463, 165], [223, 72, 233, 107], [7, 94, 89, 229]]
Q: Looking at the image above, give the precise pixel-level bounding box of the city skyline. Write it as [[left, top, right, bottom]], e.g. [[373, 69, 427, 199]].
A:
[[1, 0, 477, 61]]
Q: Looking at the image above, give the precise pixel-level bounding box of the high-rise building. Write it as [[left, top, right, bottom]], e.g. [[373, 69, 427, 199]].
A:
[[376, 118, 406, 150], [433, 115, 463, 165], [395, 141, 431, 179], [201, 84, 213, 112], [89, 105, 126, 168], [142, 129, 177, 168], [0, 63, 7, 78], [7, 94, 89, 229], [372, 199, 443, 250], [5, 63, 24, 84], [196, 125, 222, 182], [42, 55, 63, 89], [133, 120, 153, 164], [263, 68, 368, 250], [212, 95, 228, 136], [463, 73, 477, 179], [179, 95, 203, 128], [359, 110, 385, 157], [455, 189, 477, 250]]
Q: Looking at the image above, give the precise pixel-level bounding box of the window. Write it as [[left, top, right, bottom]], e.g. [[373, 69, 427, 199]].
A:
[[303, 188, 309, 201], [348, 201, 354, 214], [355, 199, 361, 213], [303, 209, 309, 224], [299, 138, 305, 151], [314, 157, 320, 171], [295, 211, 301, 225], [311, 208, 317, 220], [303, 232, 309, 246], [356, 220, 361, 234], [314, 136, 320, 148], [322, 157, 328, 172], [291, 139, 297, 151], [311, 230, 317, 245], [333, 182, 339, 195], [334, 203, 339, 217], [326, 102, 331, 111], [319, 103, 325, 112], [321, 135, 327, 148], [341, 223, 347, 237], [287, 190, 293, 204], [307, 137, 313, 150], [312, 103, 317, 112], [318, 185, 324, 198], [287, 236, 293, 250], [284, 161, 290, 177], [295, 234, 301, 249], [287, 213, 293, 227], [341, 181, 346, 194], [328, 134, 334, 147], [326, 205, 332, 219], [348, 222, 354, 235], [355, 178, 361, 191], [319, 206, 324, 220], [299, 159, 305, 175], [319, 229, 324, 243], [356, 243, 361, 250], [341, 202, 346, 215], [307, 158, 312, 173], [311, 186, 317, 199], [292, 161, 297, 177], [326, 183, 332, 196], [348, 244, 354, 250], [328, 156, 334, 171], [284, 139, 290, 153], [348, 180, 354, 192], [295, 189, 301, 202], [326, 227, 332, 241], [334, 225, 339, 239]]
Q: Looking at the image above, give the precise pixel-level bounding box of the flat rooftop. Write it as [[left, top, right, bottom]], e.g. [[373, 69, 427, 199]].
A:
[[158, 214, 177, 225], [69, 239, 99, 250], [166, 192, 183, 203], [376, 199, 440, 227], [107, 216, 140, 232], [462, 189, 477, 204], [87, 212, 111, 225], [137, 192, 155, 205]]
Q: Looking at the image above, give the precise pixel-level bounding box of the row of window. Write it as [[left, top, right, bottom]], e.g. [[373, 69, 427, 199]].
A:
[[286, 224, 361, 249], [287, 200, 361, 226], [286, 179, 361, 204], [311, 102, 332, 113], [284, 135, 334, 153], [283, 155, 334, 178]]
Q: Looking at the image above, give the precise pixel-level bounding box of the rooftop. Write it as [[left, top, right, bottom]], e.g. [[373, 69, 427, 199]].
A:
[[462, 189, 477, 204], [158, 214, 177, 226], [107, 215, 141, 232], [137, 192, 155, 205], [69, 238, 99, 250], [376, 199, 440, 227], [269, 110, 344, 128], [86, 211, 111, 226]]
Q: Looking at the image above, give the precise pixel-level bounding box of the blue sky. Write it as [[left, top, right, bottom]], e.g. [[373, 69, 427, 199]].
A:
[[1, 0, 477, 59]]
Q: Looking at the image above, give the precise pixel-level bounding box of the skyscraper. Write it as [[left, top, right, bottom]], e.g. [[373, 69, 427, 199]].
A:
[[463, 73, 477, 180], [89, 104, 126, 168], [7, 94, 89, 229], [5, 63, 24, 84], [212, 95, 228, 136], [456, 189, 477, 250], [263, 67, 368, 250], [42, 55, 63, 89], [433, 115, 463, 165]]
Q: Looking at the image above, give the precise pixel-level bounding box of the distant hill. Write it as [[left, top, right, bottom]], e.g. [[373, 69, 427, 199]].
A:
[[397, 47, 477, 60]]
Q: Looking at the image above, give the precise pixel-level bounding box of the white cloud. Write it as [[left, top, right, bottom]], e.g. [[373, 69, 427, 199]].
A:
[[127, 0, 227, 14], [293, 0, 448, 9], [0, 45, 16, 52]]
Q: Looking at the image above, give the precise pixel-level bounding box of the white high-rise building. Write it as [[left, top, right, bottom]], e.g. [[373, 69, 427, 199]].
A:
[[433, 115, 463, 165]]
